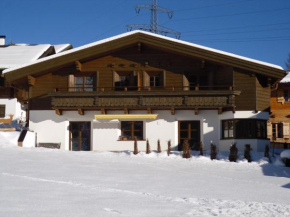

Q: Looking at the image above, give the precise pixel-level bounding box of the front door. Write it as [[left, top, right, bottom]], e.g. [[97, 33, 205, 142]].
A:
[[70, 122, 91, 151], [178, 121, 200, 151]]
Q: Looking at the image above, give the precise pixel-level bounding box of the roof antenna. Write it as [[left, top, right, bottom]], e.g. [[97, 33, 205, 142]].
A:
[[126, 0, 181, 39]]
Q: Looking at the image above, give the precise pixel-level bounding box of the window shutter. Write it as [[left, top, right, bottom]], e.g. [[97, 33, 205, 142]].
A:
[[267, 122, 272, 139], [277, 90, 285, 104], [113, 71, 120, 87], [159, 71, 166, 87], [143, 71, 149, 87], [68, 74, 75, 92], [183, 74, 189, 91], [283, 122, 289, 139]]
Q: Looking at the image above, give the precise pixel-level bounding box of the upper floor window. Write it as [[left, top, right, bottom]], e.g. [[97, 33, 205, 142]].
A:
[[284, 90, 290, 102], [75, 76, 94, 92], [222, 119, 267, 139], [150, 75, 160, 87], [272, 123, 283, 139], [0, 105, 5, 118]]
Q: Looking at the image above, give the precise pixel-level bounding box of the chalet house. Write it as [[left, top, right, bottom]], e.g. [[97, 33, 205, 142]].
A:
[[268, 73, 290, 147], [0, 35, 72, 122], [2, 31, 286, 152]]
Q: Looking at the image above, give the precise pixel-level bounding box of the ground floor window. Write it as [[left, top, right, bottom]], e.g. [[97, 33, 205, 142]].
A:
[[272, 123, 284, 139], [222, 119, 266, 139], [0, 105, 5, 118], [178, 121, 200, 151], [121, 121, 143, 140]]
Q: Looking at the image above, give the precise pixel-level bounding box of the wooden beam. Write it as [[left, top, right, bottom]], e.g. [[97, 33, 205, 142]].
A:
[[55, 109, 62, 116], [27, 75, 35, 86], [218, 107, 222, 115], [124, 108, 129, 114], [137, 42, 142, 53], [194, 107, 198, 115], [147, 108, 152, 114], [101, 108, 106, 114], [171, 108, 175, 115], [75, 61, 82, 71], [78, 108, 84, 115], [232, 107, 236, 114]]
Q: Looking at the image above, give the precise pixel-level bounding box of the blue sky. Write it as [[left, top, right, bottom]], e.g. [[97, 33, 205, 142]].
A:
[[0, 0, 289, 69]]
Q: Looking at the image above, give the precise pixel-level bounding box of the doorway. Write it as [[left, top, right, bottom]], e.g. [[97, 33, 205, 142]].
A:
[[69, 122, 91, 151], [178, 121, 200, 151]]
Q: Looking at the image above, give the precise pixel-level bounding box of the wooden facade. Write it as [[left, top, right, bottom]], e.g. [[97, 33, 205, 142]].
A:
[[269, 82, 290, 143], [3, 39, 284, 115]]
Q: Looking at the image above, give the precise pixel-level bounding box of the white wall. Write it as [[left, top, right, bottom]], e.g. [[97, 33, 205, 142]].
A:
[[22, 131, 36, 148], [29, 110, 269, 152], [0, 98, 26, 120]]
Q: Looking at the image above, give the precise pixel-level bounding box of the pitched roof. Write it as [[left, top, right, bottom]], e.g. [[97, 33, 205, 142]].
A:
[[3, 30, 286, 81], [0, 43, 72, 70]]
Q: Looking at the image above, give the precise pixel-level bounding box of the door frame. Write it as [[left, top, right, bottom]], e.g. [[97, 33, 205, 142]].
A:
[[178, 120, 201, 150], [69, 121, 91, 151]]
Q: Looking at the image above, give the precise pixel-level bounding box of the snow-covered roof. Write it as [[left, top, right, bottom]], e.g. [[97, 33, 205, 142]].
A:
[[0, 44, 51, 69], [280, 72, 290, 83], [3, 30, 283, 74], [53, 44, 72, 54]]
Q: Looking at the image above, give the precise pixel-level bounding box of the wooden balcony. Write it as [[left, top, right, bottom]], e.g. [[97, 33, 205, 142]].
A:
[[48, 85, 240, 110]]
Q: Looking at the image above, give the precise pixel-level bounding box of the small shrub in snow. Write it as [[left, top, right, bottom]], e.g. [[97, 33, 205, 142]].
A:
[[199, 141, 204, 156], [167, 140, 171, 156], [210, 142, 217, 160], [133, 137, 138, 155], [229, 143, 238, 162], [182, 139, 191, 159], [146, 139, 151, 154], [244, 144, 252, 163], [157, 139, 161, 153], [264, 145, 269, 158]]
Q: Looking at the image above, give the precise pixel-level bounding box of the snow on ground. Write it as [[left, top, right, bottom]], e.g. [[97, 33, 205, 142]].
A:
[[1, 132, 290, 217]]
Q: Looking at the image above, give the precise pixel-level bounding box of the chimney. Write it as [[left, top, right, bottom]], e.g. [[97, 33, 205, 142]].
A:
[[0, 36, 6, 46]]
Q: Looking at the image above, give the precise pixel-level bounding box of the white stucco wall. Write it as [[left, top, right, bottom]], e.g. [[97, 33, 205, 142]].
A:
[[0, 98, 26, 120], [29, 110, 269, 152], [22, 131, 36, 148]]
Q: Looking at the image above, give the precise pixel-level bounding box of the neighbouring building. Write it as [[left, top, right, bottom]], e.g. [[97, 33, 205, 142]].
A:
[[268, 73, 290, 148], [2, 31, 286, 152], [0, 35, 72, 122]]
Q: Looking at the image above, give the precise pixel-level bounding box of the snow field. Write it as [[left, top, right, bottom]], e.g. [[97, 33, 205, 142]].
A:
[[0, 132, 290, 217]]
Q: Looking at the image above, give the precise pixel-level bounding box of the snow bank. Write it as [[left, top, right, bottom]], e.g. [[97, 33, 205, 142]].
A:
[[281, 150, 290, 159]]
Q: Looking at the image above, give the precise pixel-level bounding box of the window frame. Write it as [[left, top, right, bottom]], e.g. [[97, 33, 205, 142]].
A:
[[0, 104, 5, 118], [272, 122, 283, 139], [121, 121, 143, 140], [222, 119, 267, 140], [74, 74, 95, 92]]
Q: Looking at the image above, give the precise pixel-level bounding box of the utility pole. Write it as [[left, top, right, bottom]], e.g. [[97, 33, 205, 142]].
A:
[[126, 0, 181, 39]]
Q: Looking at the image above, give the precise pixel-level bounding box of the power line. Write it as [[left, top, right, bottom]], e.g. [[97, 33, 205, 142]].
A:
[[186, 36, 290, 43], [182, 27, 290, 37], [181, 21, 290, 34], [175, 0, 256, 12], [162, 7, 290, 25]]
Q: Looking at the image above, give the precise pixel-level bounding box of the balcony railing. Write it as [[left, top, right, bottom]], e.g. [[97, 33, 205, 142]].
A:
[[57, 85, 234, 93], [49, 85, 240, 109]]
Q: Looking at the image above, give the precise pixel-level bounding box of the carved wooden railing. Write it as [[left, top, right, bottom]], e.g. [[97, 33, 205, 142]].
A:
[[49, 88, 240, 109]]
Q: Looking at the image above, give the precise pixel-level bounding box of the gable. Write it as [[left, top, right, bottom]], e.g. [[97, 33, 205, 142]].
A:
[[3, 31, 285, 83]]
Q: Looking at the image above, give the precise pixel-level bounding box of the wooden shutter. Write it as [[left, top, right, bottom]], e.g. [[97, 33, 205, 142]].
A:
[[283, 122, 290, 139], [68, 74, 75, 92], [143, 71, 150, 87], [183, 74, 189, 91], [113, 71, 120, 87], [0, 105, 5, 118], [277, 90, 285, 104], [267, 122, 272, 139]]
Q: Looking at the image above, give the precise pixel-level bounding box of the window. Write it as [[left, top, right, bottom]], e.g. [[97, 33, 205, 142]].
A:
[[150, 75, 160, 87], [74, 76, 94, 92], [272, 123, 283, 139], [0, 105, 5, 118], [222, 119, 267, 139], [284, 90, 290, 102], [223, 120, 234, 138], [121, 121, 143, 140]]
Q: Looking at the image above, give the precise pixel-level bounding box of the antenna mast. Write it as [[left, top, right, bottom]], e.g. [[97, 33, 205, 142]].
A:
[[126, 0, 181, 39]]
